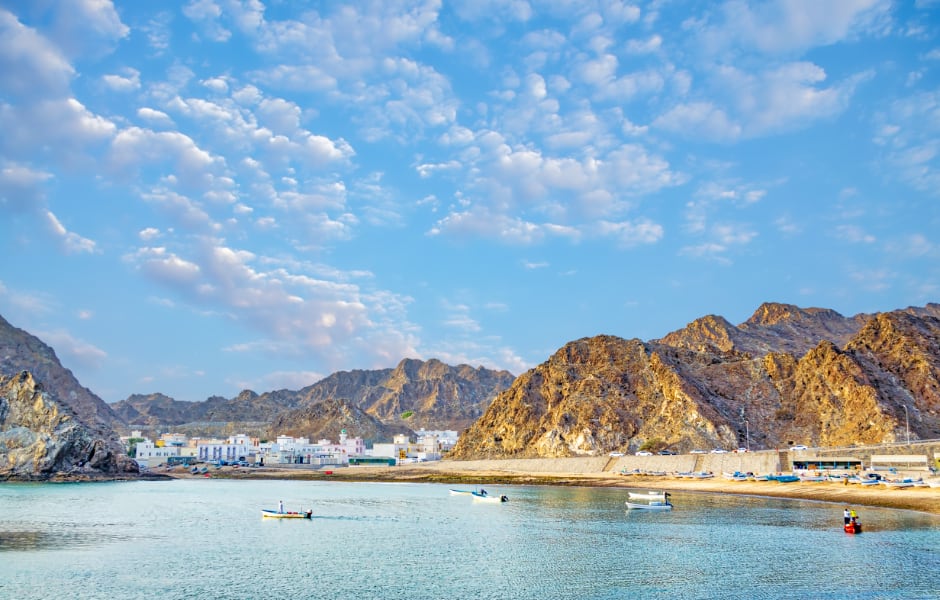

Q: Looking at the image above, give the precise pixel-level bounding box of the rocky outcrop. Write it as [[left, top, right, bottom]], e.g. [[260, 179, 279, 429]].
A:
[[451, 304, 940, 459], [0, 371, 138, 479], [113, 358, 515, 435], [267, 398, 413, 444], [0, 315, 138, 479], [297, 358, 516, 430]]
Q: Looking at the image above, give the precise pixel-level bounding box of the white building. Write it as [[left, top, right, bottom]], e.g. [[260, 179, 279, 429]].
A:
[[197, 434, 258, 463], [134, 438, 180, 468]]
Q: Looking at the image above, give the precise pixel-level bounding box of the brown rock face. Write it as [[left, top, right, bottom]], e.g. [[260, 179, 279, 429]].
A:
[[0, 371, 138, 479], [451, 304, 940, 459], [297, 358, 515, 430], [267, 398, 412, 443], [110, 357, 514, 436], [0, 315, 137, 478]]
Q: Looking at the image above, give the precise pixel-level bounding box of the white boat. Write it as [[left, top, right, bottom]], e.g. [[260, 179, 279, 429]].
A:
[[472, 492, 508, 503], [261, 509, 312, 519], [628, 491, 668, 501], [883, 478, 917, 488], [449, 489, 481, 496], [625, 500, 672, 511]]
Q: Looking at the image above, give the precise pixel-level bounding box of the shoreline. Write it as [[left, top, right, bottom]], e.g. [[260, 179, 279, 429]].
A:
[[166, 462, 940, 516]]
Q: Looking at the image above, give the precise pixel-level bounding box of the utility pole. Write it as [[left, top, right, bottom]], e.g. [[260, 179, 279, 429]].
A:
[[903, 405, 910, 445]]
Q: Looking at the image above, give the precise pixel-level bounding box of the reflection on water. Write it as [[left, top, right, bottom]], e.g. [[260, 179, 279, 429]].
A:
[[0, 480, 938, 600]]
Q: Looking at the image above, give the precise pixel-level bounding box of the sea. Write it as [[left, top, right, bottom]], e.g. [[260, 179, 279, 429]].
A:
[[1, 479, 938, 600]]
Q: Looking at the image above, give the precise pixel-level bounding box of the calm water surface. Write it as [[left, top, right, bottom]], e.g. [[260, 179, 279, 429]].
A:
[[1, 479, 938, 599]]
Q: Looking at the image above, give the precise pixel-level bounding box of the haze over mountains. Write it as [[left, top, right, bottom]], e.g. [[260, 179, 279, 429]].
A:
[[2, 302, 939, 479]]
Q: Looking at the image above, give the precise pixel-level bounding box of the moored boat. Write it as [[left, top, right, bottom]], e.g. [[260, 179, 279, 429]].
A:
[[625, 500, 672, 511], [472, 492, 508, 503], [627, 490, 668, 501], [844, 520, 862, 534], [262, 509, 312, 519]]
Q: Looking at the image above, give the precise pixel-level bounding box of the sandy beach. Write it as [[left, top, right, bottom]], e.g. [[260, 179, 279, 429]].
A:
[[171, 459, 940, 516]]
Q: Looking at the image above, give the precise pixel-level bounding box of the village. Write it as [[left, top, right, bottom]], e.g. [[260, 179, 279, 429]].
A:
[[125, 428, 459, 471]]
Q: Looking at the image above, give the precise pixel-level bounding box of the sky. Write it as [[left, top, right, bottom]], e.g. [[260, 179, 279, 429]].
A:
[[1, 0, 939, 404]]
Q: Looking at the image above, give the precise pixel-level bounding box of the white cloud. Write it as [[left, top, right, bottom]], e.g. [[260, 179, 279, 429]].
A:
[[0, 162, 52, 212], [596, 219, 664, 247], [654, 63, 867, 140], [0, 9, 74, 99], [108, 126, 223, 189], [183, 0, 232, 42], [695, 0, 891, 56], [102, 68, 140, 92], [35, 328, 107, 370], [137, 107, 174, 127], [41, 210, 97, 254], [46, 0, 129, 59]]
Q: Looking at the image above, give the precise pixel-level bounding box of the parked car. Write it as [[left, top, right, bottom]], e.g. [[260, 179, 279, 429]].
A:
[[710, 448, 728, 454], [635, 451, 653, 456], [609, 452, 625, 457], [689, 449, 707, 454], [790, 445, 808, 451], [658, 450, 676, 455], [736, 448, 749, 453]]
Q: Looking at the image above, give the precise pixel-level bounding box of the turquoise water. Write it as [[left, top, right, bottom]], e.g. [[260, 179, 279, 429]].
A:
[[1, 480, 938, 599]]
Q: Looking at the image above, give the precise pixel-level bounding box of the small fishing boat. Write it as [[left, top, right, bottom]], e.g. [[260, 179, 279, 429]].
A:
[[262, 509, 312, 519], [625, 500, 672, 511], [472, 492, 508, 503], [628, 491, 668, 501], [844, 520, 862, 534], [450, 488, 488, 496]]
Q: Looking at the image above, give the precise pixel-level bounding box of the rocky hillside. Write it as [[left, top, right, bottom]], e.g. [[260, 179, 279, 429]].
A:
[[0, 315, 121, 435], [267, 398, 413, 444], [450, 303, 940, 458], [297, 358, 516, 430], [111, 358, 515, 437], [0, 315, 137, 479], [0, 371, 138, 479]]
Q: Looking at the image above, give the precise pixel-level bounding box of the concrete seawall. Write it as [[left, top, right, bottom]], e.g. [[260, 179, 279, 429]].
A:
[[429, 452, 781, 476]]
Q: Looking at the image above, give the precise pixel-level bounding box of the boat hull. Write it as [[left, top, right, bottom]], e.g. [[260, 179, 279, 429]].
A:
[[628, 491, 667, 500], [625, 501, 672, 510], [261, 509, 312, 519], [844, 522, 862, 534]]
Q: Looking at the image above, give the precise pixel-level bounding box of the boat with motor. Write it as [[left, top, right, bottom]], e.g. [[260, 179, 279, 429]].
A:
[[472, 491, 508, 503], [844, 519, 862, 534], [625, 500, 672, 510], [627, 490, 669, 501], [262, 509, 312, 519]]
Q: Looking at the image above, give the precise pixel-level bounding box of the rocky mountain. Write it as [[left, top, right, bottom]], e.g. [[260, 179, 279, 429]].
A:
[[111, 358, 515, 437], [267, 398, 412, 444], [0, 315, 138, 480], [450, 303, 940, 458], [112, 389, 303, 433], [296, 358, 516, 430]]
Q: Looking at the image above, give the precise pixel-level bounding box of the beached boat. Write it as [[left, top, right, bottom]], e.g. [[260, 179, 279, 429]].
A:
[[625, 500, 672, 511], [883, 478, 917, 488], [472, 492, 508, 503], [766, 474, 800, 483], [627, 491, 668, 501], [261, 509, 312, 519]]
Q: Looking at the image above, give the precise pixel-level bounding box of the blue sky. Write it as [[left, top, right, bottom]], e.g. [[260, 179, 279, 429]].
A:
[[1, 0, 938, 404]]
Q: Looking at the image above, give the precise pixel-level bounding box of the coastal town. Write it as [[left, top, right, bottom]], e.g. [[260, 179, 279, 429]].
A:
[[126, 428, 459, 470]]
